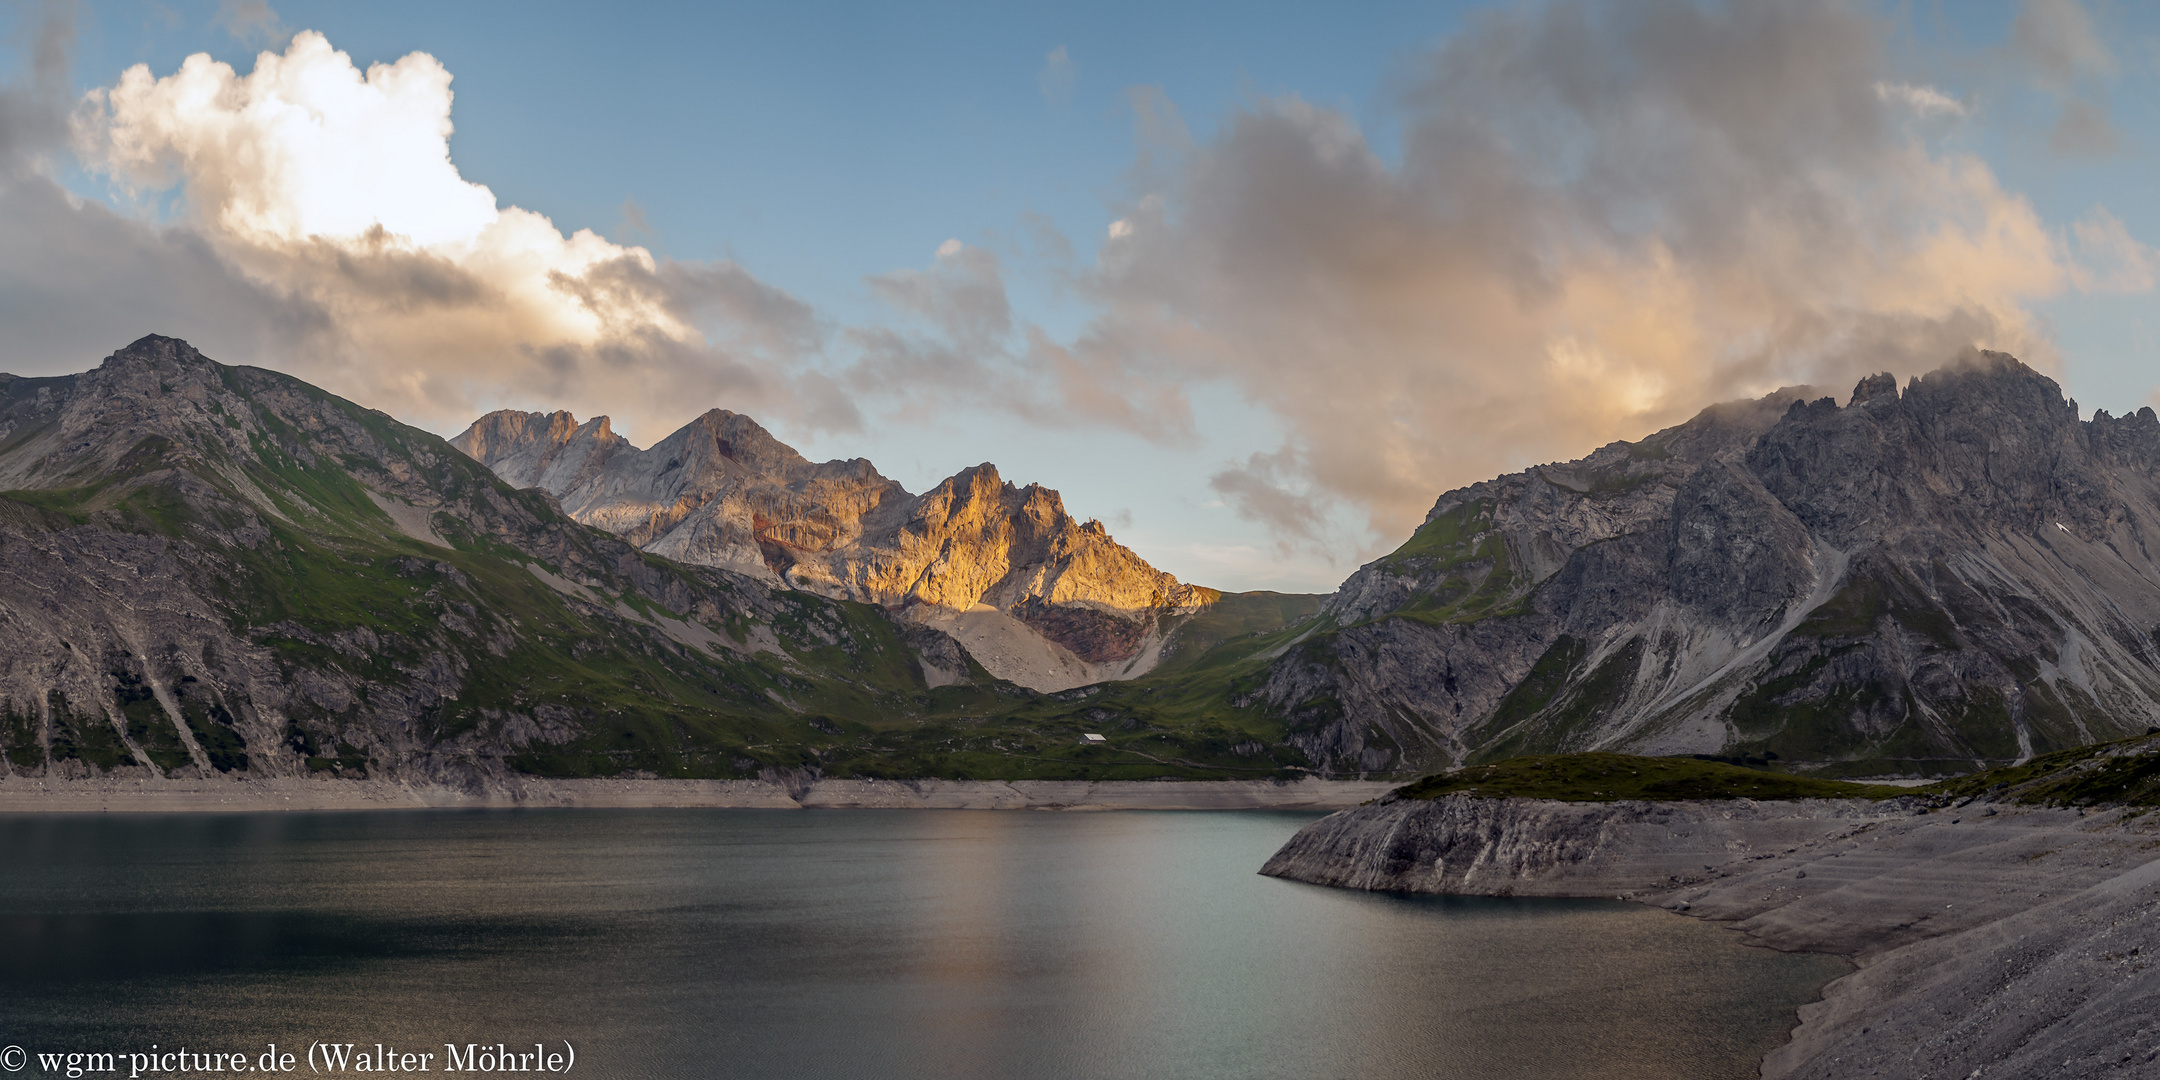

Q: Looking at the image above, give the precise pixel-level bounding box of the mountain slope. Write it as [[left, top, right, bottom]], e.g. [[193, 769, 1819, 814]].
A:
[[453, 408, 1213, 690], [1258, 353, 2160, 778], [0, 336, 1310, 788]]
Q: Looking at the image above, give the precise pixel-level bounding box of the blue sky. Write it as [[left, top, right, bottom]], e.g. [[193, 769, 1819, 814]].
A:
[[7, 0, 2159, 592]]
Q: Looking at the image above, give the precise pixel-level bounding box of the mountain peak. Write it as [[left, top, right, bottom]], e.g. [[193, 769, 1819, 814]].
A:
[[1848, 371, 1897, 405], [107, 333, 205, 364], [452, 409, 631, 493], [454, 405, 1209, 689], [1274, 349, 2160, 777]]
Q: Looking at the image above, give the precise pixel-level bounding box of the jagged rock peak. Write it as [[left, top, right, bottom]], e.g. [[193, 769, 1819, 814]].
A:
[[1270, 349, 2160, 778], [459, 409, 616, 456], [454, 401, 1214, 682], [452, 409, 632, 493], [1848, 371, 1898, 405]]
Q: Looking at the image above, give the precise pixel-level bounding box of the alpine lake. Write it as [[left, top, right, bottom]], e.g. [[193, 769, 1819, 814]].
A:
[[0, 809, 1847, 1079]]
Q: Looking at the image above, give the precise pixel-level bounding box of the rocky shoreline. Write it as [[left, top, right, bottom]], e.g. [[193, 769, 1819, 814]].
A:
[[1263, 794, 2160, 1080], [0, 774, 1398, 813]]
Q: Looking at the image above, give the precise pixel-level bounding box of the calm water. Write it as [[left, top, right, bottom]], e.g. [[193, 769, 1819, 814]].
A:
[[0, 810, 1845, 1079]]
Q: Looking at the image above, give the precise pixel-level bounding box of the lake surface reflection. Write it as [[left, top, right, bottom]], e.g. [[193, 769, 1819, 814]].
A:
[[0, 809, 1845, 1079]]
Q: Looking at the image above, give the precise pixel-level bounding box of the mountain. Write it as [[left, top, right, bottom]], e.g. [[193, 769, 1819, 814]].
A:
[[452, 408, 1213, 692], [0, 336, 1313, 788], [21, 337, 2124, 791], [1254, 352, 2160, 777]]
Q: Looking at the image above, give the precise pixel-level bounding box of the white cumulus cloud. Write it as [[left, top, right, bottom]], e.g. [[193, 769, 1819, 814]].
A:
[[61, 31, 841, 442]]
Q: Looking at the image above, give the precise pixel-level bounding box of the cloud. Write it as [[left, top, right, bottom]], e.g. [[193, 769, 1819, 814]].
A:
[[2009, 0, 2119, 160], [1874, 81, 1965, 119], [2048, 95, 2117, 156], [2011, 0, 2114, 87], [1209, 447, 1329, 552], [2069, 208, 2158, 294], [0, 0, 75, 174], [1038, 45, 1075, 106], [48, 30, 834, 443], [213, 0, 286, 47], [1055, 0, 2139, 550], [615, 196, 650, 239], [841, 237, 1195, 441], [869, 238, 1011, 346]]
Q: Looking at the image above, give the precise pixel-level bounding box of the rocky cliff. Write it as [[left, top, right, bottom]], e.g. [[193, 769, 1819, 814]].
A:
[[1262, 352, 2160, 777], [453, 408, 1213, 690]]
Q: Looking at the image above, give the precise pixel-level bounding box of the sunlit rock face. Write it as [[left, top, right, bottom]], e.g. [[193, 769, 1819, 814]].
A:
[[454, 408, 1212, 687]]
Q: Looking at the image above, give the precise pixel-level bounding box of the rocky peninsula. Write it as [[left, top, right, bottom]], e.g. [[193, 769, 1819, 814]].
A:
[[1262, 746, 2160, 1079]]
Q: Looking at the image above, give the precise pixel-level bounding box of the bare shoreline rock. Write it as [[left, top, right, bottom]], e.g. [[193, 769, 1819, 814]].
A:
[[1262, 794, 2160, 1080]]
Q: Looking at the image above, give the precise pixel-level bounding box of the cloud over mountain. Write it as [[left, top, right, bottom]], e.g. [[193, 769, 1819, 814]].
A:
[[8, 28, 848, 443], [1060, 0, 2152, 549]]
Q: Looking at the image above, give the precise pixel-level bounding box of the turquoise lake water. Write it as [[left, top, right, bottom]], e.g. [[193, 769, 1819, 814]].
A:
[[0, 809, 1846, 1079]]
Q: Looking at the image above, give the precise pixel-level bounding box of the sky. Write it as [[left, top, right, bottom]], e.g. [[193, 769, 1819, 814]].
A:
[[0, 0, 2156, 594]]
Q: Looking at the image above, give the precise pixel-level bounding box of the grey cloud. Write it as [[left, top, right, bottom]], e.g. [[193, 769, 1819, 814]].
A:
[[0, 1, 75, 174], [2050, 96, 2118, 156], [1209, 448, 1330, 553], [844, 241, 1195, 442], [0, 4, 329, 377], [867, 243, 1011, 347], [0, 175, 330, 376], [1019, 210, 1074, 265], [2009, 0, 2119, 160], [2011, 0, 2114, 87]]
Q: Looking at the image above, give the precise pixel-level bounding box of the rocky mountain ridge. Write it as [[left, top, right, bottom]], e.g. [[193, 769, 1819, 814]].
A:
[[454, 407, 1213, 691], [0, 336, 1316, 790], [1259, 352, 2160, 777], [16, 336, 2146, 791]]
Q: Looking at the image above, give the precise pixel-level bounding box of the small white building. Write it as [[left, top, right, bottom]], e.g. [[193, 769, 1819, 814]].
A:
[[1080, 733, 1109, 744]]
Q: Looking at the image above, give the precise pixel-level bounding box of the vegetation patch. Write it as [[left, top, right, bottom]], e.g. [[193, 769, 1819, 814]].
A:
[[1, 701, 42, 770], [1394, 752, 1918, 802], [47, 691, 128, 770], [1932, 733, 2160, 807]]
